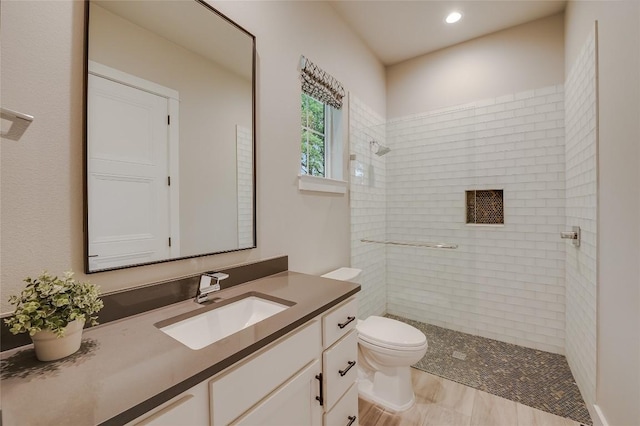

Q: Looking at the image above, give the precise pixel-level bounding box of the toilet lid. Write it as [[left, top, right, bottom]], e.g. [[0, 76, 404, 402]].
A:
[[357, 316, 426, 348]]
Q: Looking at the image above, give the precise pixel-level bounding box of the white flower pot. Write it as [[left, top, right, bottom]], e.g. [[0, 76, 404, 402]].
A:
[[31, 319, 85, 361]]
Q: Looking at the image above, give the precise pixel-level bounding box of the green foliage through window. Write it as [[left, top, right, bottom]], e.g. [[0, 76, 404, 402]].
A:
[[301, 93, 326, 177]]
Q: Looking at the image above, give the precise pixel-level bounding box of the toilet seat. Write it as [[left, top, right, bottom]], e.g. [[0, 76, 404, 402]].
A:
[[357, 316, 427, 350]]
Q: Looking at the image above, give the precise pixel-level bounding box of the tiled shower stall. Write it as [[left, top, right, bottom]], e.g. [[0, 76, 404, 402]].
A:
[[385, 85, 566, 355], [349, 27, 597, 410]]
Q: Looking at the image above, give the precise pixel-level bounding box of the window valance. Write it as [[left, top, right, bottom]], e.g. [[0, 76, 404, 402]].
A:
[[299, 55, 345, 110]]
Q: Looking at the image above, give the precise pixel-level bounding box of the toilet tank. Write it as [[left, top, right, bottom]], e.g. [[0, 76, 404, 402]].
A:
[[321, 267, 362, 283]]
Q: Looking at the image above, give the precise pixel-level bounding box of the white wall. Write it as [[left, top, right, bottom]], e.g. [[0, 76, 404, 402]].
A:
[[0, 0, 385, 314], [564, 24, 597, 415], [565, 2, 640, 425], [1, 1, 86, 315], [386, 86, 566, 353], [212, 1, 386, 277], [349, 96, 387, 319], [387, 13, 565, 118]]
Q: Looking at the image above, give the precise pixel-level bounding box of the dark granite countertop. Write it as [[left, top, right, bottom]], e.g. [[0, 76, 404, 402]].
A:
[[0, 271, 360, 425]]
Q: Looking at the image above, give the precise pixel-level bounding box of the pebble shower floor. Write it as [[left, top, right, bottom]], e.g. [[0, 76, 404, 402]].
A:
[[386, 314, 592, 425]]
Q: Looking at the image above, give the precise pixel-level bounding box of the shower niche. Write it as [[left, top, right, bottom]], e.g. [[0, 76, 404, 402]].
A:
[[466, 189, 504, 224]]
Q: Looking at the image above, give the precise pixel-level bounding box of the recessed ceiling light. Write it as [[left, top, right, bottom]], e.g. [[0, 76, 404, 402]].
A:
[[445, 11, 462, 24]]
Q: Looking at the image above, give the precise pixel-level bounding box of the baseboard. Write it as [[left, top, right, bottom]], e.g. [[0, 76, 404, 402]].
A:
[[592, 404, 608, 426]]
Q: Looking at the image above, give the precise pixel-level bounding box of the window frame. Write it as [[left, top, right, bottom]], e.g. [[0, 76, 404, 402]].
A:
[[298, 92, 346, 194]]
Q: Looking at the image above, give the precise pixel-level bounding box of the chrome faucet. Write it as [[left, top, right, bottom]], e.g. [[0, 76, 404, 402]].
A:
[[195, 272, 229, 304]]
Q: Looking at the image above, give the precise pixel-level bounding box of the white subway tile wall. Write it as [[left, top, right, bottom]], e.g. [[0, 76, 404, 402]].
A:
[[385, 85, 566, 354], [236, 125, 254, 248], [564, 27, 597, 408], [349, 96, 387, 319]]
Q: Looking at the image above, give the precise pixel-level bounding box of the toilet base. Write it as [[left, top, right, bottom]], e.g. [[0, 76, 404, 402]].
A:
[[357, 365, 416, 412]]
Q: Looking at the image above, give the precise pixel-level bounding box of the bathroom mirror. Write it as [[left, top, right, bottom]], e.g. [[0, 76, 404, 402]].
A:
[[84, 0, 256, 273]]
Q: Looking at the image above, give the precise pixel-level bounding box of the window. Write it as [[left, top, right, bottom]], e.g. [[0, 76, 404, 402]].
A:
[[298, 56, 346, 193], [301, 93, 329, 177]]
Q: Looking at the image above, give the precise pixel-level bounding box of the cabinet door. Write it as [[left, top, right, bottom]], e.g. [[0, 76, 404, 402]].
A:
[[129, 380, 209, 426], [210, 320, 321, 425], [233, 359, 323, 426]]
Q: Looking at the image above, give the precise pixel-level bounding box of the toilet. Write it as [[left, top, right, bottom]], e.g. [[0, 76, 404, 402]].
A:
[[321, 268, 428, 412]]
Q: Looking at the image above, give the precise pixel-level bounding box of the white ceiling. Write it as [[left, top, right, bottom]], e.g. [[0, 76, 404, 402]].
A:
[[329, 0, 567, 66]]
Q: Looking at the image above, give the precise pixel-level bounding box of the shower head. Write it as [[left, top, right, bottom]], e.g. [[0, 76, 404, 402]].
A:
[[370, 140, 391, 156], [376, 145, 391, 156]]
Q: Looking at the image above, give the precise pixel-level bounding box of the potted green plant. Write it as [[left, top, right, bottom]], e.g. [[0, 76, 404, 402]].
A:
[[5, 271, 104, 361]]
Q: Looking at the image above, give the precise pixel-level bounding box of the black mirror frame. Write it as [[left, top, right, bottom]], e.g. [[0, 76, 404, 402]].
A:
[[82, 0, 257, 274]]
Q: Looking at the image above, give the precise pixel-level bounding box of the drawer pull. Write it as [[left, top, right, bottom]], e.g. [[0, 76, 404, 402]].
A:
[[339, 360, 356, 377], [346, 415, 357, 426], [315, 373, 324, 406], [338, 316, 355, 329]]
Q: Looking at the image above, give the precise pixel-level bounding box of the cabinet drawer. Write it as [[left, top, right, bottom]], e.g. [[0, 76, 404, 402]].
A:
[[210, 319, 321, 425], [322, 297, 357, 348], [323, 330, 358, 410], [324, 383, 359, 426]]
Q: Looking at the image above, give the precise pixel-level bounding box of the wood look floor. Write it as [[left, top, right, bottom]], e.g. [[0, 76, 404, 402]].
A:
[[358, 369, 582, 426]]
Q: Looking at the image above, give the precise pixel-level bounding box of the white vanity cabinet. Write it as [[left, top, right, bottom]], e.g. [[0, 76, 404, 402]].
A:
[[127, 296, 359, 426], [216, 296, 359, 426], [211, 319, 323, 425]]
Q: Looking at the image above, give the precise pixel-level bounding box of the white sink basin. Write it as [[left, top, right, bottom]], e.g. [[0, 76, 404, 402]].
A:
[[157, 294, 292, 350]]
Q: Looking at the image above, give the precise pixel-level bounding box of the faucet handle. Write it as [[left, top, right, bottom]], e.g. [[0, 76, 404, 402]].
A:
[[199, 274, 213, 289], [199, 272, 229, 291], [209, 272, 229, 282], [196, 272, 229, 303]]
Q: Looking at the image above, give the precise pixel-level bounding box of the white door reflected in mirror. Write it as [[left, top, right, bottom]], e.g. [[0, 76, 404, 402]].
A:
[[87, 67, 178, 271]]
